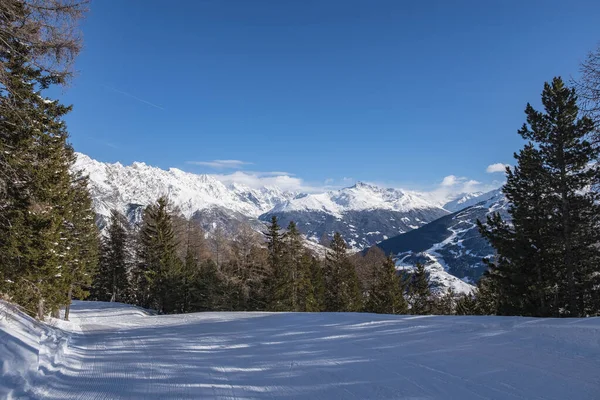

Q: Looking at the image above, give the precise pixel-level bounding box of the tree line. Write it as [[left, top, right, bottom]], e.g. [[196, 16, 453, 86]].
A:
[[89, 201, 458, 316]]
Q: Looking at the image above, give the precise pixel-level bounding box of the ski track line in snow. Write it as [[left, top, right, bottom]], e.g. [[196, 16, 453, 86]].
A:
[[2, 301, 600, 399]]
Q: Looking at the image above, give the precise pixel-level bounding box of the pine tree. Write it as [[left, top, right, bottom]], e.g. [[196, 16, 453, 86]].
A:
[[264, 216, 283, 307], [0, 0, 87, 320], [62, 173, 100, 320], [92, 210, 131, 303], [309, 256, 326, 311], [478, 78, 600, 317], [324, 232, 363, 312], [0, 36, 75, 318], [365, 256, 407, 314], [135, 197, 182, 313], [269, 221, 314, 311], [191, 259, 225, 311], [408, 263, 433, 315]]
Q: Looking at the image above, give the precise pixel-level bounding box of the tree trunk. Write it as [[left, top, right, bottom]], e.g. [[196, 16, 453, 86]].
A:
[[559, 148, 577, 316], [37, 297, 44, 320], [64, 284, 73, 321]]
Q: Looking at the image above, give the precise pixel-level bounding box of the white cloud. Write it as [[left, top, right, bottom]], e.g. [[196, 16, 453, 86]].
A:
[[211, 171, 322, 193], [441, 175, 460, 187], [424, 175, 495, 205], [187, 159, 253, 169], [486, 163, 510, 173], [194, 167, 499, 201]]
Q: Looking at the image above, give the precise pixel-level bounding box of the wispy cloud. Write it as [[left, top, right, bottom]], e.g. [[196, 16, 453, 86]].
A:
[[102, 84, 165, 110], [486, 163, 510, 173], [211, 171, 323, 193], [187, 160, 253, 169]]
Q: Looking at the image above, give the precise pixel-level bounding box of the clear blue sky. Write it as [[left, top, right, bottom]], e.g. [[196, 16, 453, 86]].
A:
[[60, 0, 600, 192]]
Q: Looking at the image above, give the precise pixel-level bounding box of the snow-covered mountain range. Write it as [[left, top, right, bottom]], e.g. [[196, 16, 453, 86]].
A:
[[73, 153, 457, 248], [74, 153, 507, 293]]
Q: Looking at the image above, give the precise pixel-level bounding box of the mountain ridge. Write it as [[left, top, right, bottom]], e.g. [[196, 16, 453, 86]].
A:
[[75, 153, 486, 249]]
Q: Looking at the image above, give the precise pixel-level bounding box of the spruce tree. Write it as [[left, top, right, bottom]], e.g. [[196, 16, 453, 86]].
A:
[[62, 173, 100, 320], [0, 0, 87, 320], [408, 263, 433, 315], [92, 210, 130, 303], [309, 255, 326, 311], [135, 197, 182, 313], [270, 221, 315, 311], [191, 259, 225, 311], [365, 256, 407, 315], [324, 232, 363, 312], [264, 216, 283, 307], [478, 78, 600, 317], [0, 36, 76, 318]]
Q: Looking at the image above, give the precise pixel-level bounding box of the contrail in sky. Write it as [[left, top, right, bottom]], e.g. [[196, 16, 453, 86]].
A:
[[102, 84, 165, 110]]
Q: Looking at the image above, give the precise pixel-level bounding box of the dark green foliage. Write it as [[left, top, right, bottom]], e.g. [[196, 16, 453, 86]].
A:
[[0, 1, 94, 319], [407, 263, 433, 315], [305, 254, 325, 311], [364, 256, 407, 314], [190, 259, 226, 311], [62, 174, 100, 320], [478, 78, 600, 317], [324, 232, 363, 312], [269, 221, 316, 311], [91, 210, 130, 303], [135, 197, 182, 313]]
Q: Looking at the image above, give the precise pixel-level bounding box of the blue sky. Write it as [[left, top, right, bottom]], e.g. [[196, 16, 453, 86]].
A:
[[58, 0, 600, 193]]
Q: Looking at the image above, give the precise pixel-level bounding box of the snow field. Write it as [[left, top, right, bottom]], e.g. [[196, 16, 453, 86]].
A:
[[1, 300, 599, 399]]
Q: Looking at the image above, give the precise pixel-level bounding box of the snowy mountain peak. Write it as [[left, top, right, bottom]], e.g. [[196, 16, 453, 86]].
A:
[[272, 182, 444, 217], [72, 153, 296, 223]]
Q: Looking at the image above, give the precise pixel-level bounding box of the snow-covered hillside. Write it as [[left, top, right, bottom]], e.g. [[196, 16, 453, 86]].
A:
[[2, 301, 599, 399], [263, 182, 450, 249], [378, 189, 509, 284]]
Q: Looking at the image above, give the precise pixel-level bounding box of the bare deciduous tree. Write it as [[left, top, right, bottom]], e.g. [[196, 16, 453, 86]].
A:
[[574, 43, 600, 143], [0, 0, 88, 88], [0, 0, 87, 210]]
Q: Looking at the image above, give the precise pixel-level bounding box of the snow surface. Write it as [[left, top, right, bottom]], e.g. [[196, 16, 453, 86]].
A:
[[2, 301, 600, 399]]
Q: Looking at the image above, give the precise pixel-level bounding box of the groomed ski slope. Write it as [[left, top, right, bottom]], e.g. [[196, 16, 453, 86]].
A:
[[2, 301, 600, 399]]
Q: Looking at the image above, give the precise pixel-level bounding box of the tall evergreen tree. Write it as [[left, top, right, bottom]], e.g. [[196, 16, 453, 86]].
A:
[[92, 210, 131, 303], [135, 197, 182, 313], [62, 173, 99, 320], [270, 221, 314, 311], [365, 256, 407, 315], [478, 78, 600, 317], [323, 232, 363, 312], [408, 263, 433, 315], [309, 255, 326, 312], [264, 216, 283, 307], [0, 0, 87, 319]]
